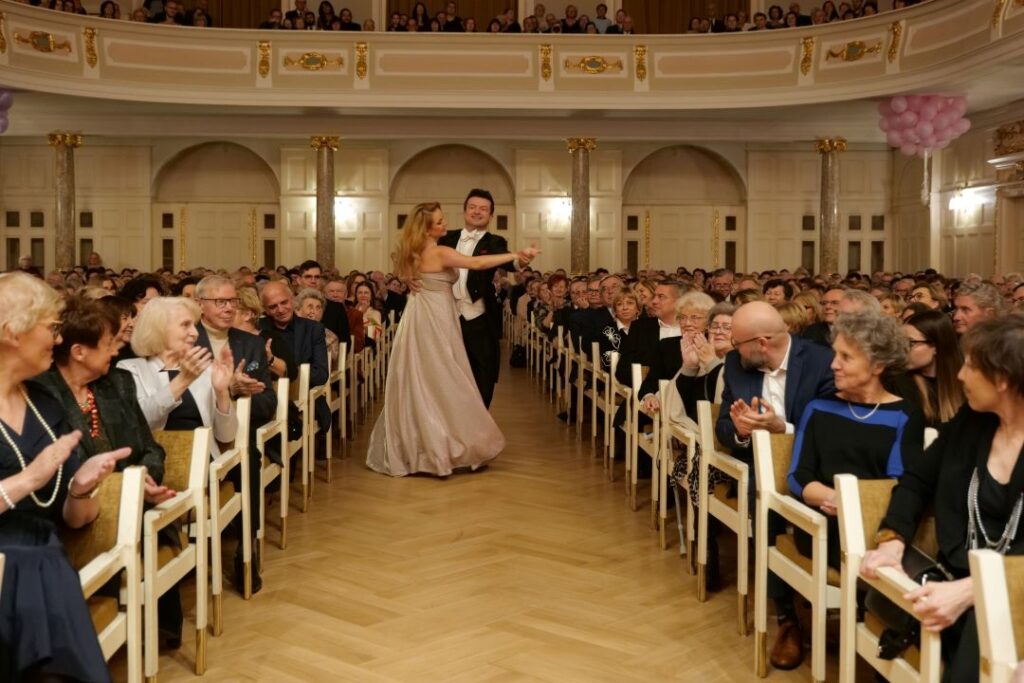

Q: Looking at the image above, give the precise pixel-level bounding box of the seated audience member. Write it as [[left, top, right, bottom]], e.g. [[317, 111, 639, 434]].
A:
[[337, 6, 360, 30], [95, 295, 137, 356], [601, 289, 640, 368], [120, 274, 166, 313], [1013, 282, 1024, 310], [297, 288, 340, 363], [862, 315, 1024, 681], [149, 0, 185, 24], [260, 281, 330, 433], [716, 301, 835, 670], [632, 280, 656, 318], [953, 282, 1006, 335], [749, 11, 768, 29], [803, 286, 845, 346], [639, 290, 712, 404], [382, 276, 408, 323], [902, 310, 965, 428], [879, 292, 906, 318], [234, 286, 294, 381], [0, 274, 131, 683], [100, 1, 120, 19], [298, 261, 351, 359], [762, 278, 793, 304], [592, 3, 611, 32], [561, 4, 582, 32], [788, 311, 922, 568], [615, 281, 683, 384], [539, 274, 569, 338], [352, 281, 383, 351], [792, 291, 821, 325], [908, 283, 947, 311], [707, 268, 735, 302], [902, 301, 932, 322], [767, 4, 786, 27], [259, 8, 283, 28], [171, 275, 199, 299], [776, 301, 809, 334]]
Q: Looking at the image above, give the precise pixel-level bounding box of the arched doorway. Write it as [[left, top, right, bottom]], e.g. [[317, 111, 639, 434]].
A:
[[152, 142, 280, 271], [623, 146, 745, 273], [389, 144, 515, 262]]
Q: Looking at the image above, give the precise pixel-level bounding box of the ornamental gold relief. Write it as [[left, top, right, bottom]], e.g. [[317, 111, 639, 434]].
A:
[[565, 137, 597, 153], [539, 44, 552, 81], [815, 137, 848, 153], [83, 27, 97, 68], [633, 45, 647, 82], [283, 51, 343, 71], [257, 40, 270, 78], [994, 120, 1024, 157], [48, 132, 83, 148], [993, 0, 1008, 27], [0, 13, 7, 55], [310, 135, 340, 151], [800, 37, 814, 76], [825, 40, 881, 62], [15, 30, 71, 54], [563, 55, 623, 75], [355, 42, 367, 80], [887, 21, 902, 63]]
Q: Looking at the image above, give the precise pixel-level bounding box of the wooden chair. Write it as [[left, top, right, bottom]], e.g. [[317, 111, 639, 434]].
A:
[[552, 325, 565, 411], [657, 378, 695, 554], [307, 357, 331, 497], [61, 466, 147, 683], [971, 549, 1024, 683], [148, 426, 212, 681], [257, 377, 290, 556], [575, 339, 595, 439], [208, 396, 252, 636], [629, 363, 660, 515], [288, 363, 312, 513], [560, 329, 577, 420], [587, 343, 609, 450], [695, 400, 751, 635], [326, 341, 349, 470], [607, 351, 633, 483], [752, 429, 837, 681]]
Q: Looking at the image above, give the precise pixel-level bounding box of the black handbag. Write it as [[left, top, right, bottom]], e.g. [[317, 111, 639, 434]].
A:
[[863, 546, 953, 659]]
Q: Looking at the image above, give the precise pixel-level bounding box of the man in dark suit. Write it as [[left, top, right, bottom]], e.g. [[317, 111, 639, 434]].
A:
[[195, 275, 276, 594], [296, 260, 352, 351], [438, 189, 533, 407], [617, 281, 685, 386], [716, 301, 835, 672], [259, 281, 330, 432], [284, 0, 308, 24]]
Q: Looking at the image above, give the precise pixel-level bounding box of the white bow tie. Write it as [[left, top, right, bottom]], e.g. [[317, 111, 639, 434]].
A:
[[460, 231, 484, 244]]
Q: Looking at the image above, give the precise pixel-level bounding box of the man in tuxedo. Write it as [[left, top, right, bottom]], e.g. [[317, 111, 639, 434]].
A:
[[195, 275, 276, 594], [716, 301, 835, 671], [285, 0, 308, 24], [618, 280, 685, 386], [297, 260, 351, 353], [438, 189, 533, 408]]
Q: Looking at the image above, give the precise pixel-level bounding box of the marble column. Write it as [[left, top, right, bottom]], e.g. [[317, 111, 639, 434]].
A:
[[815, 137, 846, 275], [49, 132, 82, 271], [566, 137, 596, 274], [310, 136, 339, 270]]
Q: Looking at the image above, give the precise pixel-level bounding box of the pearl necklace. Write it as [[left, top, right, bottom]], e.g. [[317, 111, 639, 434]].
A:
[[847, 401, 882, 421], [0, 385, 62, 508]]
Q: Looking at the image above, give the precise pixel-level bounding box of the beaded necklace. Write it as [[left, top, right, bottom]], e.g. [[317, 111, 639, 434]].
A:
[[967, 467, 1024, 554], [78, 387, 100, 439], [0, 385, 62, 508]]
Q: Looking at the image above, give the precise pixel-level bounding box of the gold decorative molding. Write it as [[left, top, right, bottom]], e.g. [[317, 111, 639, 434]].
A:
[[887, 21, 902, 63], [564, 55, 623, 74], [993, 0, 1008, 27], [310, 135, 340, 151], [643, 210, 651, 270], [633, 45, 647, 82], [284, 51, 343, 71], [248, 207, 257, 269], [712, 210, 721, 269], [815, 137, 848, 154], [15, 31, 71, 54], [0, 13, 7, 55], [565, 137, 597, 153], [800, 37, 815, 76], [83, 27, 97, 68], [47, 132, 83, 148], [257, 40, 270, 78], [995, 120, 1024, 156], [826, 40, 881, 62], [179, 207, 187, 270], [355, 42, 368, 80], [539, 44, 552, 82]]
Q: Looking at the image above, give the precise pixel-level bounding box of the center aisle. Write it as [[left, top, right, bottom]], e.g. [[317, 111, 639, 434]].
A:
[[161, 354, 807, 682]]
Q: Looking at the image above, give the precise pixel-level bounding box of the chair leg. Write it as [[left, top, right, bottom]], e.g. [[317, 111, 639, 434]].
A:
[[696, 563, 707, 602], [212, 593, 223, 637]]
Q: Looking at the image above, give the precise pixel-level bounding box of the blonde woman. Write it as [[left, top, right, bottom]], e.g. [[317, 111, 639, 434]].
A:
[[366, 201, 538, 477]]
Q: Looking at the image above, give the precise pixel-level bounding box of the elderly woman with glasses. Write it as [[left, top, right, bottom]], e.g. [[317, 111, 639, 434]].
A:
[[0, 274, 131, 682], [296, 287, 340, 364]]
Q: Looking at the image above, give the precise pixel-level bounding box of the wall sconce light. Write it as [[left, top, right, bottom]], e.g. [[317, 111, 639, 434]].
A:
[[948, 187, 988, 212], [552, 197, 572, 221], [334, 197, 358, 221]]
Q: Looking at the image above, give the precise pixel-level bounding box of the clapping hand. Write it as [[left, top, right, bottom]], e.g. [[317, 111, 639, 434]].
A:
[[69, 446, 133, 497], [210, 344, 235, 395], [26, 431, 83, 490], [178, 346, 213, 384], [229, 359, 266, 397], [517, 245, 541, 264], [143, 474, 175, 505], [691, 332, 716, 365], [680, 334, 700, 369]]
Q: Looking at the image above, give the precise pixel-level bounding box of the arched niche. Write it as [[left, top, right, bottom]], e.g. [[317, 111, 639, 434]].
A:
[[389, 144, 515, 207], [154, 141, 279, 203], [623, 145, 745, 204]]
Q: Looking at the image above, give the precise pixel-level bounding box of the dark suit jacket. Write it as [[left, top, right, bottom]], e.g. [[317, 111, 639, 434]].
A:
[[802, 321, 832, 347], [196, 325, 276, 428], [638, 336, 683, 398], [321, 299, 352, 351], [438, 229, 509, 339], [715, 335, 836, 462], [615, 317, 673, 385], [37, 367, 167, 484], [260, 315, 329, 430]]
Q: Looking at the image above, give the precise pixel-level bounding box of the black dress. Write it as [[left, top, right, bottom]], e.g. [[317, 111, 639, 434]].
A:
[[0, 382, 110, 683]]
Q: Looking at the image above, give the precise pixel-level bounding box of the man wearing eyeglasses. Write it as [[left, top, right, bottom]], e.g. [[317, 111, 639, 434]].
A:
[[715, 301, 835, 671], [195, 275, 276, 594], [297, 260, 351, 356]]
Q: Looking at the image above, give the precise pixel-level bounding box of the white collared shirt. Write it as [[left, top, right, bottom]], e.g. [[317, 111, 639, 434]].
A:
[[452, 228, 487, 321], [658, 318, 681, 340], [760, 334, 795, 434]]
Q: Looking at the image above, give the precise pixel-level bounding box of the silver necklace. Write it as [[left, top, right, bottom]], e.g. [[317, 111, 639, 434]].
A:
[[847, 401, 881, 421], [967, 467, 1023, 554], [0, 385, 62, 508]]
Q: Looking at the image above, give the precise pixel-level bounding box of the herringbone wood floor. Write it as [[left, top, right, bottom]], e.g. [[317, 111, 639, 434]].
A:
[[124, 355, 830, 683]]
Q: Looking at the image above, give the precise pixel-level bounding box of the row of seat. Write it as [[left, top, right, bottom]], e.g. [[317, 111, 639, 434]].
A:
[[35, 316, 398, 682], [507, 307, 1023, 683]]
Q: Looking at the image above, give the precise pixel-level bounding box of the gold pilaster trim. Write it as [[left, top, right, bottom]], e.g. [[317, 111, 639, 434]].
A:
[[887, 21, 903, 63], [815, 137, 848, 154], [564, 55, 623, 74], [249, 207, 257, 269], [283, 51, 343, 71], [993, 0, 1008, 27], [257, 40, 271, 78], [993, 189, 1000, 276], [633, 45, 647, 82], [826, 40, 880, 62], [994, 120, 1024, 156], [712, 210, 721, 269], [310, 135, 340, 151], [179, 207, 187, 270], [15, 31, 71, 54], [83, 27, 97, 68], [355, 42, 368, 80], [47, 132, 83, 148], [565, 137, 597, 153], [643, 210, 651, 269], [0, 13, 7, 55], [540, 44, 552, 81], [800, 37, 815, 76]]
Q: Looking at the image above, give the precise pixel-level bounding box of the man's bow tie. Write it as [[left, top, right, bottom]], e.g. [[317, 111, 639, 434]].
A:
[[460, 231, 484, 244]]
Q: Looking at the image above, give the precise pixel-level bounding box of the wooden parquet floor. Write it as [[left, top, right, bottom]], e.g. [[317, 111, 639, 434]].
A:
[[132, 357, 823, 683]]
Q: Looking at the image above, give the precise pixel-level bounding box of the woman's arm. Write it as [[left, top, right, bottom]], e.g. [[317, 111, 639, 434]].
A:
[[435, 245, 518, 271], [117, 360, 179, 430]]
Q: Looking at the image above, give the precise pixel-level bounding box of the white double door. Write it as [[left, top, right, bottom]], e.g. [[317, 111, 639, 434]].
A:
[[153, 202, 278, 271], [624, 205, 745, 272]]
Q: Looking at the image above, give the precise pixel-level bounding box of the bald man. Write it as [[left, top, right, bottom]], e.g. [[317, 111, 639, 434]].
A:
[[714, 301, 835, 670]]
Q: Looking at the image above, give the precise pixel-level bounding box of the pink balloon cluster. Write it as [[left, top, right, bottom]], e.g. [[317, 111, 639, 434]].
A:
[[878, 94, 971, 157]]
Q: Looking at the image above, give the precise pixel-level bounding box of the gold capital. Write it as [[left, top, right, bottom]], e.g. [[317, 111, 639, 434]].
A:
[[815, 137, 847, 154], [310, 136, 340, 151], [566, 137, 597, 153], [48, 132, 83, 148]]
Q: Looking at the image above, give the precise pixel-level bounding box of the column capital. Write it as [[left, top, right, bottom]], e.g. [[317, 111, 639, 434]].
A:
[[48, 132, 83, 148], [566, 137, 598, 153], [814, 137, 847, 154], [310, 135, 340, 151]]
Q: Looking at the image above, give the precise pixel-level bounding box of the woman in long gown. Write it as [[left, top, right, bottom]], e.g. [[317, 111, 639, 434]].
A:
[[366, 202, 538, 477]]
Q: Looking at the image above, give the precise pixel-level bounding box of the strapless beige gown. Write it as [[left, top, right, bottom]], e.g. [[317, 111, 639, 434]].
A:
[[365, 269, 506, 476]]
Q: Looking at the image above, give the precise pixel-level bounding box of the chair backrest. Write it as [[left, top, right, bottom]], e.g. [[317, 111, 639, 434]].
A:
[[697, 401, 727, 454], [62, 471, 124, 571], [289, 363, 311, 403], [234, 396, 251, 452], [1010, 556, 1024, 658], [154, 426, 213, 493], [971, 550, 1024, 676], [752, 430, 796, 494]]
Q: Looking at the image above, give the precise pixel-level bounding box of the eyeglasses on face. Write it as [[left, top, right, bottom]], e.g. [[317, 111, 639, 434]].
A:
[[708, 323, 732, 333], [731, 333, 772, 347], [200, 297, 240, 309], [678, 314, 705, 324]]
